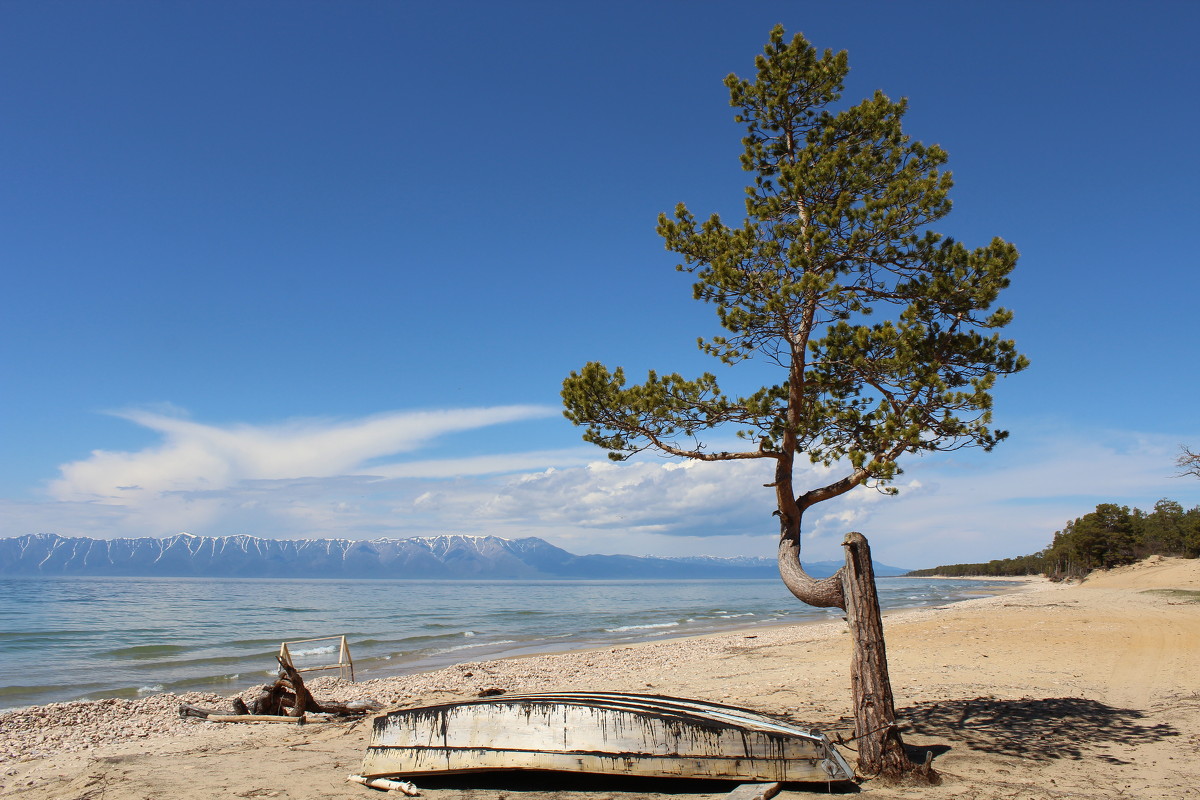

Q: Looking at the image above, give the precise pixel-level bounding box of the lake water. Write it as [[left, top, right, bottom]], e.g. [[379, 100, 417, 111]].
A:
[[0, 576, 1006, 710]]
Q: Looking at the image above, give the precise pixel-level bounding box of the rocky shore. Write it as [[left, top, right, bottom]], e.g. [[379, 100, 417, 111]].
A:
[[2, 558, 1198, 799], [1, 617, 848, 763]]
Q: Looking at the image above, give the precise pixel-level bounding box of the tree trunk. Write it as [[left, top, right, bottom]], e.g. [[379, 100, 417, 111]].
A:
[[841, 531, 913, 778], [777, 537, 847, 608], [776, 499, 846, 610]]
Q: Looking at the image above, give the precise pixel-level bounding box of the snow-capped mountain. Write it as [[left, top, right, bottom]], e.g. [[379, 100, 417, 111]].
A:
[[0, 533, 771, 579], [0, 533, 908, 579]]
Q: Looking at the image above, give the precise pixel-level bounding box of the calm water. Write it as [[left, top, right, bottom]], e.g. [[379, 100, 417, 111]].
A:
[[0, 576, 1005, 710]]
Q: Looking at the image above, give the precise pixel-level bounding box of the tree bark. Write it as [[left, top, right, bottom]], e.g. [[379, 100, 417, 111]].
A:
[[841, 531, 913, 778], [775, 489, 846, 609], [277, 656, 316, 717], [777, 537, 845, 609]]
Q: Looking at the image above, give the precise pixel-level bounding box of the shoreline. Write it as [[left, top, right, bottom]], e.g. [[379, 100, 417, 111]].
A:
[[353, 583, 1014, 682], [2, 560, 1196, 798], [911, 573, 1042, 582], [0, 579, 1034, 758], [0, 579, 1040, 758], [0, 587, 984, 717], [0, 575, 1018, 712]]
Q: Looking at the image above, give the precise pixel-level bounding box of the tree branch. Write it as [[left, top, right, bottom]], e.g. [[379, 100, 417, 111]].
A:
[[1177, 445, 1200, 479]]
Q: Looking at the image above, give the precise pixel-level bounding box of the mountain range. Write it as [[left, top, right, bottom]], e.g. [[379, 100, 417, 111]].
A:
[[0, 533, 909, 580]]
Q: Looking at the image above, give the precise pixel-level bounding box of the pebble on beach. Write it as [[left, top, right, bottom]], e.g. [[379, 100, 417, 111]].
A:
[[0, 619, 849, 764]]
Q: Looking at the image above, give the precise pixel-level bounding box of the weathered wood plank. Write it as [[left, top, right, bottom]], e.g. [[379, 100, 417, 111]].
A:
[[724, 782, 783, 800], [373, 692, 823, 754], [362, 692, 854, 783], [206, 714, 306, 724], [362, 747, 825, 782]]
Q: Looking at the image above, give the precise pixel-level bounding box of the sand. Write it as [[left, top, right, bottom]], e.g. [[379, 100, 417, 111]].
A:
[[2, 556, 1197, 799]]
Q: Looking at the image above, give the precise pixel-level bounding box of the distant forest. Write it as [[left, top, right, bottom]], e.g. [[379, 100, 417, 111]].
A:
[[907, 499, 1200, 579]]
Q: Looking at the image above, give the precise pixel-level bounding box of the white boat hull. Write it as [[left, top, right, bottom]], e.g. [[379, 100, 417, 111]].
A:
[[361, 692, 853, 783]]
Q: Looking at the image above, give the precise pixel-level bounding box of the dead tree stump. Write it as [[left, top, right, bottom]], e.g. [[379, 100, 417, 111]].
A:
[[841, 531, 922, 779]]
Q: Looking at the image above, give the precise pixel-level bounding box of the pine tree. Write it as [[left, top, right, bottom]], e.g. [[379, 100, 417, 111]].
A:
[[562, 26, 1026, 777]]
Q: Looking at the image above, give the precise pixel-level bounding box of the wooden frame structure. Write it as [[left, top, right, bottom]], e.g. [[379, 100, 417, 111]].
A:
[[278, 635, 355, 682]]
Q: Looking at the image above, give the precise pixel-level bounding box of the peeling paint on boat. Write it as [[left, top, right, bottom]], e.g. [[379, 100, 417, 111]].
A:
[[360, 691, 854, 783]]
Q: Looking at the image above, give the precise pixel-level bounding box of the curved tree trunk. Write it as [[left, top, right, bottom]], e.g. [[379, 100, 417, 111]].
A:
[[777, 536, 845, 608], [775, 484, 846, 609]]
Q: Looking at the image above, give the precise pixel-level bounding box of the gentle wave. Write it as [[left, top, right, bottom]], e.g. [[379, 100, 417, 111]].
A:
[[434, 638, 521, 656], [0, 576, 1014, 711], [292, 645, 336, 657], [0, 630, 95, 639], [230, 638, 285, 648], [605, 622, 679, 632], [101, 644, 191, 660], [118, 652, 271, 672], [0, 682, 116, 699]]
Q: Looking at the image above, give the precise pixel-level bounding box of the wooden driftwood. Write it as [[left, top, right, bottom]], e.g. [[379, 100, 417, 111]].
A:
[[178, 703, 222, 720], [207, 714, 307, 724], [273, 656, 375, 717], [178, 705, 304, 724], [724, 783, 782, 800], [179, 656, 377, 723], [347, 774, 421, 795]]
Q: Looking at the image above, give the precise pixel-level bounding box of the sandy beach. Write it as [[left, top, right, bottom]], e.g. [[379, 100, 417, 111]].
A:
[[2, 556, 1197, 799]]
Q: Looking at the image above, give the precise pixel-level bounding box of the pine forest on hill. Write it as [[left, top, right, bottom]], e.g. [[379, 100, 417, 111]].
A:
[[907, 499, 1200, 579]]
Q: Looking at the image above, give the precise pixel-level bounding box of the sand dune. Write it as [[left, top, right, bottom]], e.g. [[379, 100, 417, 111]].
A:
[[2, 557, 1197, 799]]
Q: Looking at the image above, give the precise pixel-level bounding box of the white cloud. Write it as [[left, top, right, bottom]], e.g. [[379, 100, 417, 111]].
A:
[[362, 449, 597, 479], [49, 405, 556, 504], [379, 456, 883, 559], [372, 425, 1200, 566], [460, 458, 778, 532], [822, 427, 1200, 567], [10, 411, 1198, 567]]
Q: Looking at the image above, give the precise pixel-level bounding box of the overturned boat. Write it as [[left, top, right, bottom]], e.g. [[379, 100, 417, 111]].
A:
[[360, 691, 854, 783]]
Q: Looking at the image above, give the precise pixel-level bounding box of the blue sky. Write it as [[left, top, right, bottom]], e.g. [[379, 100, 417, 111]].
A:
[[2, 1, 1197, 568]]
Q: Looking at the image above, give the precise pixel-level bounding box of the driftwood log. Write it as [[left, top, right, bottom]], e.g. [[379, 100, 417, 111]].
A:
[[179, 656, 378, 722], [723, 784, 782, 800], [347, 774, 421, 795]]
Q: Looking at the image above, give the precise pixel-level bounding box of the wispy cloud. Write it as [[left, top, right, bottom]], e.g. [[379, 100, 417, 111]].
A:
[[48, 405, 559, 503], [362, 450, 597, 479]]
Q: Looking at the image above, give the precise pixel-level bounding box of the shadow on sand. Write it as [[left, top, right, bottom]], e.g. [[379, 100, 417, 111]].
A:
[[898, 697, 1180, 764], [415, 772, 719, 794], [413, 771, 859, 795]]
